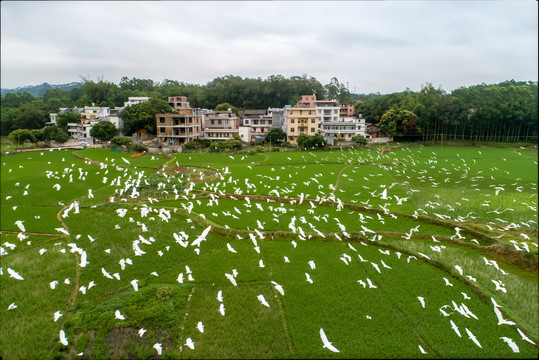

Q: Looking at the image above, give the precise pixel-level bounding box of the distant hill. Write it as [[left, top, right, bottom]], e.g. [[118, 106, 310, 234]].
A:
[[1, 82, 81, 98]]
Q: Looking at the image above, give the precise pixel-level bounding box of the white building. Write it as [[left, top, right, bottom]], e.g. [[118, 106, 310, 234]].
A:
[[320, 117, 367, 145], [124, 97, 150, 107]]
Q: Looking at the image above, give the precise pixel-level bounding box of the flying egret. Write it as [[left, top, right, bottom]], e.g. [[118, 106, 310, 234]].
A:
[[54, 311, 63, 322], [465, 328, 482, 348], [130, 279, 139, 291], [454, 265, 463, 276], [101, 268, 113, 279], [226, 243, 237, 253], [14, 220, 25, 232], [319, 328, 339, 353], [257, 294, 270, 307], [185, 338, 195, 350], [517, 328, 536, 345], [80, 251, 88, 267], [357, 280, 366, 288], [450, 320, 461, 337], [217, 290, 223, 302], [493, 306, 516, 325], [417, 296, 425, 308], [284, 256, 290, 263], [138, 328, 146, 337], [500, 337, 519, 353], [418, 345, 427, 354], [492, 280, 507, 293], [177, 273, 184, 284], [443, 277, 453, 286], [153, 343, 162, 356], [225, 273, 237, 286], [219, 303, 226, 316], [7, 303, 17, 310], [461, 292, 471, 300], [308, 260, 316, 270], [50, 280, 59, 289], [115, 310, 125, 320], [7, 268, 23, 280], [371, 262, 381, 274], [259, 259, 265, 268], [380, 260, 392, 269], [271, 281, 285, 296], [59, 330, 68, 346], [197, 321, 204, 333], [305, 273, 313, 284], [366, 278, 377, 288]]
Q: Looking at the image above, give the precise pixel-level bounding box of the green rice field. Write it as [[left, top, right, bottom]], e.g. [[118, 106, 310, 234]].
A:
[[1, 145, 537, 359]]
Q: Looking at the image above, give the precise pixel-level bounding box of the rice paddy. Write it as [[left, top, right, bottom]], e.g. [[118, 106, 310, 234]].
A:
[[1, 144, 537, 359]]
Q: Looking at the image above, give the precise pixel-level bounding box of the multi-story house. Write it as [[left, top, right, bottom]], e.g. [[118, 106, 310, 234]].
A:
[[168, 96, 190, 110], [297, 94, 317, 108], [203, 110, 240, 141], [285, 106, 318, 144], [315, 99, 340, 123], [340, 103, 355, 117], [124, 97, 150, 107], [241, 110, 273, 141], [320, 116, 367, 145], [156, 108, 203, 145]]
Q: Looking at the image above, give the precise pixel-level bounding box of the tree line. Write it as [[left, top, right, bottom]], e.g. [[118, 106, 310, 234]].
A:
[[1, 75, 537, 143], [357, 80, 538, 142]]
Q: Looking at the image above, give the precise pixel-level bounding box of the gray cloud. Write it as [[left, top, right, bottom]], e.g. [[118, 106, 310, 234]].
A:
[[1, 1, 537, 94]]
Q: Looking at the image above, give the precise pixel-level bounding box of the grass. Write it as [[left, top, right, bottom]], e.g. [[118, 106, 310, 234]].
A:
[[0, 145, 537, 359]]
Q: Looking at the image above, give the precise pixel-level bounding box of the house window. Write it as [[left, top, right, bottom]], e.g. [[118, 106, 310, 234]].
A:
[[291, 119, 295, 124], [289, 136, 294, 141], [311, 119, 315, 123], [160, 127, 165, 133], [211, 120, 215, 125], [159, 117, 165, 123], [311, 128, 315, 133]]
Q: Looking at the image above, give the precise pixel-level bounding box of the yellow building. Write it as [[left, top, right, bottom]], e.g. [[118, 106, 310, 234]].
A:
[[285, 106, 318, 144]]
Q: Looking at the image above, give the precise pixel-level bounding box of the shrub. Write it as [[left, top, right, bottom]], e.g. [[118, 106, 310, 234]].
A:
[[255, 145, 264, 153], [352, 135, 368, 145], [111, 136, 133, 148]]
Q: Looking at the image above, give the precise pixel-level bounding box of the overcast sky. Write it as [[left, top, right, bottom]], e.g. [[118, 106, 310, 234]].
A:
[[1, 1, 537, 94]]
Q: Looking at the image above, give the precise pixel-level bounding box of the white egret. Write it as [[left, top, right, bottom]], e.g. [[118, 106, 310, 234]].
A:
[[197, 321, 204, 333], [493, 306, 516, 326], [465, 328, 482, 348], [226, 243, 237, 253], [418, 345, 427, 354], [517, 328, 535, 345], [153, 343, 162, 355], [308, 260, 316, 270], [7, 303, 17, 310], [492, 280, 507, 293], [7, 268, 23, 280], [257, 294, 270, 307], [259, 259, 265, 268], [500, 337, 519, 353], [371, 262, 381, 274], [443, 277, 453, 286], [319, 328, 339, 353], [54, 311, 63, 322], [138, 328, 146, 337], [225, 273, 237, 286], [115, 310, 125, 320], [305, 273, 313, 284], [449, 320, 461, 337], [366, 278, 377, 288], [217, 290, 223, 302], [219, 303, 226, 316], [284, 256, 290, 263], [14, 220, 25, 232], [130, 279, 139, 291], [417, 296, 425, 308], [59, 330, 68, 346]]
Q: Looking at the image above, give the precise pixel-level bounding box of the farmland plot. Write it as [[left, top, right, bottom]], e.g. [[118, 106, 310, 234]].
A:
[[0, 145, 537, 359]]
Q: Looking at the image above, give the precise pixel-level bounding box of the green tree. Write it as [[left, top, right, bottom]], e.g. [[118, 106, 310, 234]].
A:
[[43, 125, 69, 144], [30, 129, 44, 144], [8, 129, 36, 146], [352, 135, 368, 145], [264, 128, 286, 145], [296, 133, 309, 148], [215, 102, 239, 115], [121, 98, 172, 135], [90, 121, 117, 141]]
